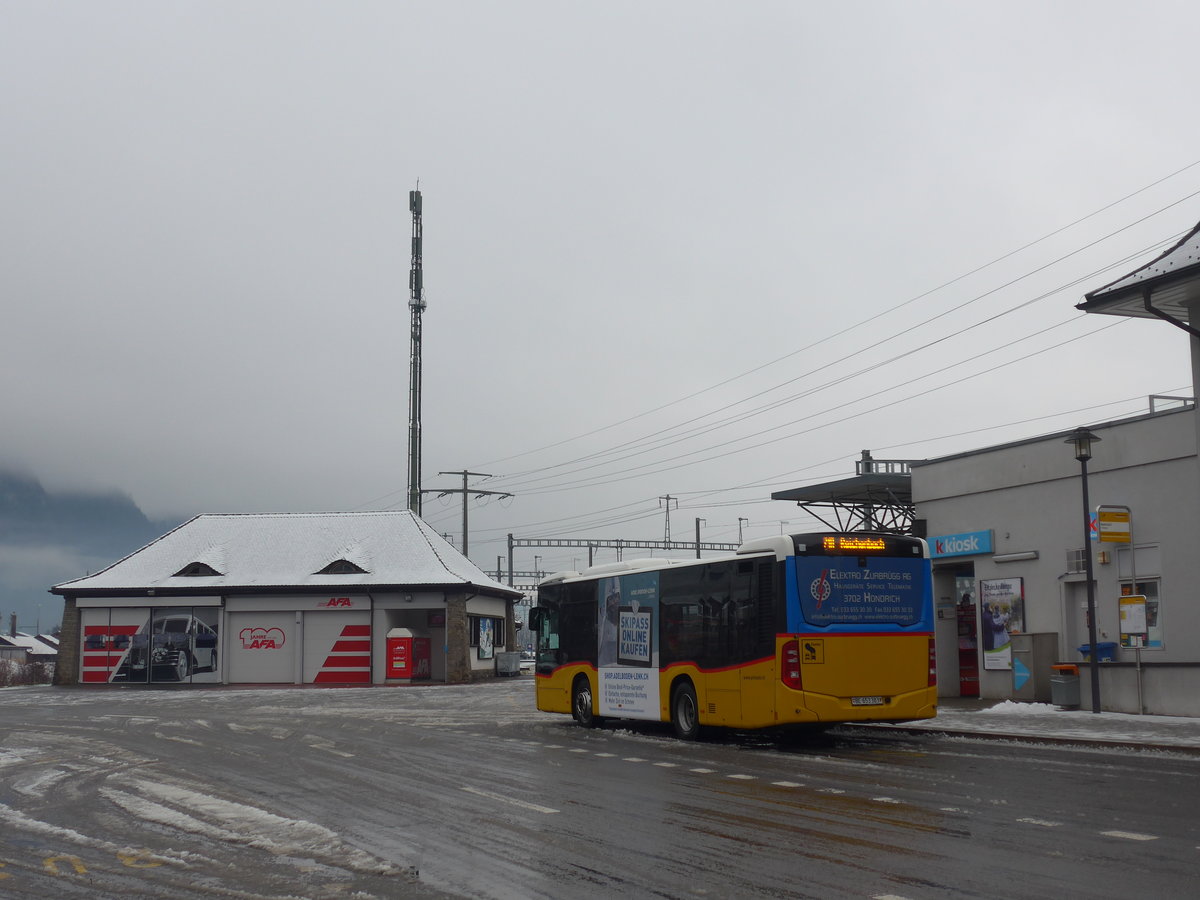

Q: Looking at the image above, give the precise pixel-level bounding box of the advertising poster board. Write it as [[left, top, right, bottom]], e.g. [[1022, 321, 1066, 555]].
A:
[[979, 578, 1025, 671], [598, 571, 661, 718]]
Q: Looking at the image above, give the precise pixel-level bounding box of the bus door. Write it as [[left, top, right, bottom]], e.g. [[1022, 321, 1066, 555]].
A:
[[703, 597, 742, 724], [528, 605, 566, 713], [529, 605, 559, 674]]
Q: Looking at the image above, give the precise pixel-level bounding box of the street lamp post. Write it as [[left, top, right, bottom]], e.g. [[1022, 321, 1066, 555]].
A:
[[1066, 427, 1102, 714]]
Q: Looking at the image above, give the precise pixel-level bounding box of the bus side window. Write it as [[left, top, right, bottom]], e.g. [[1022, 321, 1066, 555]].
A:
[[662, 601, 701, 665]]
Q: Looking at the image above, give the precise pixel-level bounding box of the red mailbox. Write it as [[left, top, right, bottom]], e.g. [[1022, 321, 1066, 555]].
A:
[[387, 628, 414, 679], [386, 629, 432, 680]]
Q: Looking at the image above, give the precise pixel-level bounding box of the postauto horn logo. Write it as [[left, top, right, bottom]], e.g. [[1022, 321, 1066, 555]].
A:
[[810, 569, 832, 609]]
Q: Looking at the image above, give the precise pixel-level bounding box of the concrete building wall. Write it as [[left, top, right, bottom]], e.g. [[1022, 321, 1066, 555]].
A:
[[914, 407, 1200, 715]]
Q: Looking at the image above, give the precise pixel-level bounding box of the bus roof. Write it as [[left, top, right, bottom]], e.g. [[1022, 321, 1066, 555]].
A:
[[536, 532, 925, 588]]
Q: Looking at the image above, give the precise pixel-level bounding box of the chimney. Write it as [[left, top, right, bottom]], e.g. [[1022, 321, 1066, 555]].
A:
[[9, 612, 16, 638]]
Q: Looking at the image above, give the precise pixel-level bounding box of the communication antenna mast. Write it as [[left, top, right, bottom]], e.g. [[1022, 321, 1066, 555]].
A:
[[407, 187, 427, 515]]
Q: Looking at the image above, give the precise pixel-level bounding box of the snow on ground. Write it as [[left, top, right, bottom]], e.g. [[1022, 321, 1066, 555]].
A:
[[100, 774, 403, 875], [892, 699, 1200, 749]]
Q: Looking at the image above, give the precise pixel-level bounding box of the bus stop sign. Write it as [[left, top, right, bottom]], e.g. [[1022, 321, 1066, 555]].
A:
[[1097, 508, 1131, 543]]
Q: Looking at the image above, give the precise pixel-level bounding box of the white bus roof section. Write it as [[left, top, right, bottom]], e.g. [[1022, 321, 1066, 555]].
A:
[[51, 511, 522, 598], [736, 535, 795, 558]]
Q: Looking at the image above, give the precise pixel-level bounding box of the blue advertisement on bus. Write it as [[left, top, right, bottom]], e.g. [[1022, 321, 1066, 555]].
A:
[[789, 556, 930, 630], [598, 571, 660, 718]]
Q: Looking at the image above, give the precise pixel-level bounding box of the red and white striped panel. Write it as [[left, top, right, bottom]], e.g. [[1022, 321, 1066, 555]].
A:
[[81, 624, 140, 682], [308, 619, 372, 683]]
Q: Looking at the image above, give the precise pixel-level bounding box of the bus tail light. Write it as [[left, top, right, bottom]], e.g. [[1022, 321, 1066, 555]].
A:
[[928, 637, 937, 687], [781, 639, 802, 690]]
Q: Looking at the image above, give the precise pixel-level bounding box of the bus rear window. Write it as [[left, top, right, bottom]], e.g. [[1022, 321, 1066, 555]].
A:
[[791, 555, 928, 628]]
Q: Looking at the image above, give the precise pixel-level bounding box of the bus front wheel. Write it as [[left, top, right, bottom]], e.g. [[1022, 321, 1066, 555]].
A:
[[572, 677, 599, 728], [671, 681, 701, 740]]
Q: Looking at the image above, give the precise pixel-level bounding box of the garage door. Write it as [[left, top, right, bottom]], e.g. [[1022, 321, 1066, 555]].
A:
[[303, 612, 371, 683], [80, 607, 149, 683], [227, 612, 296, 683]]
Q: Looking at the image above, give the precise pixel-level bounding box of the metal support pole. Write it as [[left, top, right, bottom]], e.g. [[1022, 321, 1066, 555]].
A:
[[460, 470, 469, 557], [1079, 456, 1102, 713], [1125, 508, 1143, 715]]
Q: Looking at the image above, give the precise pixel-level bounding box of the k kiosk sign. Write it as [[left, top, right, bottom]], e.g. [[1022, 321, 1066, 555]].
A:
[[929, 530, 994, 559]]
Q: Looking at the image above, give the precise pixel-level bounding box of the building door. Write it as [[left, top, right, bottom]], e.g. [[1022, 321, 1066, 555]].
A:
[[955, 575, 979, 697], [1064, 581, 1098, 662]]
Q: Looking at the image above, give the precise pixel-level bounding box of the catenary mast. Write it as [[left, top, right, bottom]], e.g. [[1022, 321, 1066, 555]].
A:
[[407, 188, 426, 515]]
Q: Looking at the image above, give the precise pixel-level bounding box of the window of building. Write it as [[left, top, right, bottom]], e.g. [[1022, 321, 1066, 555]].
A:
[[469, 615, 505, 659], [173, 562, 222, 577], [315, 560, 368, 575]]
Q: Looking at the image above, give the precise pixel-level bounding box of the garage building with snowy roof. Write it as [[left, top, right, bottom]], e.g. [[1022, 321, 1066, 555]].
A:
[[51, 511, 523, 686]]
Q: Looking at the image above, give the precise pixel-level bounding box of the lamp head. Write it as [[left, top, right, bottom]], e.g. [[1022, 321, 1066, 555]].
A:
[[1065, 427, 1100, 462]]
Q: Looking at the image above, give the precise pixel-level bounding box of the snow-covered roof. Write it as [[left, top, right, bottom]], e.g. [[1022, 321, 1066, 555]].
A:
[[51, 511, 521, 598], [1078, 219, 1200, 321], [0, 632, 59, 656]]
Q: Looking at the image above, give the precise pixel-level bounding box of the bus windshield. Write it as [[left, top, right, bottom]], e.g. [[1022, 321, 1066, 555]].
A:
[[789, 533, 930, 630]]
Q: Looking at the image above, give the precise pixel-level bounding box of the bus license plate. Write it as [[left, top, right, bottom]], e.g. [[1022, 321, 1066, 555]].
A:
[[851, 696, 885, 706]]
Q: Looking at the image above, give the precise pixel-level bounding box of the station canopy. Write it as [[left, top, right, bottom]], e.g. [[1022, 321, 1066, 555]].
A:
[[771, 452, 916, 535]]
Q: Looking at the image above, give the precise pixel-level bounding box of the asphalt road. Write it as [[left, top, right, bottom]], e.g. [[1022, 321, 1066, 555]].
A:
[[2, 679, 1197, 898]]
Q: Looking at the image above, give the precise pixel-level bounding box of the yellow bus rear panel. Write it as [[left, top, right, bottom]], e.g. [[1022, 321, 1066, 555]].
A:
[[781, 633, 937, 723]]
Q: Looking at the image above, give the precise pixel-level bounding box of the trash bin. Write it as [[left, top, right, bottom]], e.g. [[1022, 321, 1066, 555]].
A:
[[496, 651, 521, 676], [1050, 664, 1080, 709], [1077, 641, 1117, 662]]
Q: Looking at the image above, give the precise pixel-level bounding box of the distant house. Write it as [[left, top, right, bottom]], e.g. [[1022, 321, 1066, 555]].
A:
[[0, 632, 59, 665], [51, 511, 522, 686]]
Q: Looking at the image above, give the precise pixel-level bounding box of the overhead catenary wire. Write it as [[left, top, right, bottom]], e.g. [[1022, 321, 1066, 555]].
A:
[[465, 382, 1186, 546], [481, 235, 1159, 497], [376, 164, 1200, 561], [474, 222, 1184, 496], [466, 161, 1200, 474]]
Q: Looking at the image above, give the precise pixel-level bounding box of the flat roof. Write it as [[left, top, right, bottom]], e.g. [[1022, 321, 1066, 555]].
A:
[[771, 472, 911, 505], [910, 405, 1194, 468]]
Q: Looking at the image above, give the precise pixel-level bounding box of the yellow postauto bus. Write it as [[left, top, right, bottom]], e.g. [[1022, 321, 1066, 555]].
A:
[[529, 531, 936, 739]]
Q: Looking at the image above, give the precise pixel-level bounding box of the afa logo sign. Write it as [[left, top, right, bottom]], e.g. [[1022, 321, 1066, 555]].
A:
[[319, 597, 353, 608], [239, 627, 286, 650]]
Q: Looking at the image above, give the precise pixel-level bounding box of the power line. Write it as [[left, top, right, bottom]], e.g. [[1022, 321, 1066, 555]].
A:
[[479, 225, 1181, 496], [467, 161, 1200, 472]]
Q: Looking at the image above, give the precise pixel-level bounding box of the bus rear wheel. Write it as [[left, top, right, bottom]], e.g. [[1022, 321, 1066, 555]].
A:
[[572, 677, 599, 728], [671, 681, 701, 740]]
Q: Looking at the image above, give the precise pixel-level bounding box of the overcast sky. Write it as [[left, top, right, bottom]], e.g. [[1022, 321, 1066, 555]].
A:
[[4, 1, 1199, 580]]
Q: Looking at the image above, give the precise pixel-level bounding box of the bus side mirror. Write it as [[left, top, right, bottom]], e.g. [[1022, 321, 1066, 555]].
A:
[[528, 608, 543, 633]]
